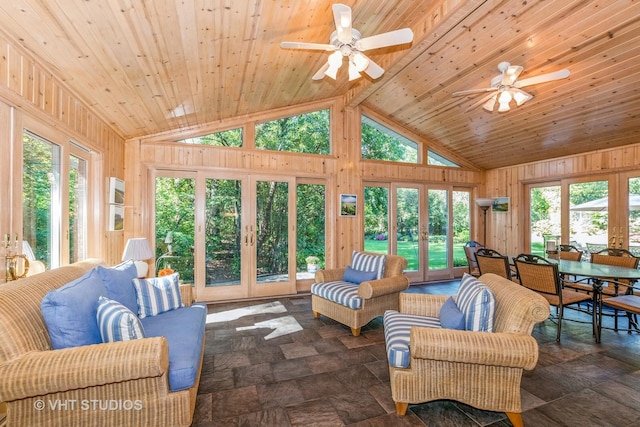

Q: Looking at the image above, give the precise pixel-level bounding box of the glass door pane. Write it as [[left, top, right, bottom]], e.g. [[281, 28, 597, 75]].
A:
[[68, 155, 87, 263], [155, 176, 195, 283], [428, 189, 449, 270], [453, 190, 471, 269], [529, 185, 561, 256], [569, 180, 608, 256], [23, 132, 61, 269], [396, 187, 420, 272], [255, 179, 289, 284], [627, 177, 640, 255], [204, 178, 242, 287], [364, 185, 389, 254], [296, 182, 326, 278]]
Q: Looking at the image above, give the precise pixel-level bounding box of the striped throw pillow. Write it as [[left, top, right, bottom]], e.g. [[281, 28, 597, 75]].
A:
[[456, 273, 496, 332], [351, 251, 386, 280], [96, 296, 145, 342], [133, 272, 184, 318]]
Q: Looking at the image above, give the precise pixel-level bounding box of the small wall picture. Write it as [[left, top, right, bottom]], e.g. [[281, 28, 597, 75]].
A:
[[108, 204, 124, 231], [492, 197, 510, 212], [340, 194, 357, 216], [109, 177, 125, 205]]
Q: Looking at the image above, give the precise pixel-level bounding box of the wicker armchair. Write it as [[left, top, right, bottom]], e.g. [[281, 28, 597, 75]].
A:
[[475, 248, 516, 281], [464, 241, 484, 276], [386, 273, 549, 427], [312, 252, 408, 336]]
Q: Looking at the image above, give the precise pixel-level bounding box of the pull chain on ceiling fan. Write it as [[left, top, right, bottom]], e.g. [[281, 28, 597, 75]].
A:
[[453, 62, 570, 112], [280, 4, 414, 81]]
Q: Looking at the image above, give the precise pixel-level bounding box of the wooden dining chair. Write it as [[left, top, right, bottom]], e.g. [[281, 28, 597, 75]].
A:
[[514, 254, 592, 342], [475, 248, 515, 281]]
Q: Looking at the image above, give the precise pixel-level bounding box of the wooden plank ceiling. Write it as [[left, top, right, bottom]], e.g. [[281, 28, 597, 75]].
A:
[[0, 0, 638, 169]]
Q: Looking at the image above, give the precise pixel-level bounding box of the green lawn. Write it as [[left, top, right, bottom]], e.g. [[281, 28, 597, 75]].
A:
[[364, 239, 467, 270]]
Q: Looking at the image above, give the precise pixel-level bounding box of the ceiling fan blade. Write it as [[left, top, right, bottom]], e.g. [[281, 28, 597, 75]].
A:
[[452, 87, 498, 97], [501, 65, 523, 86], [280, 41, 336, 51], [333, 4, 353, 44], [514, 69, 570, 88], [464, 92, 498, 112], [312, 62, 330, 80], [362, 56, 384, 79], [355, 28, 414, 51]]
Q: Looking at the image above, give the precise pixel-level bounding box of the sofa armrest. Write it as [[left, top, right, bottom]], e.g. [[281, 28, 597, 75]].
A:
[[358, 276, 409, 299], [410, 327, 539, 370], [399, 293, 449, 318], [180, 283, 194, 306], [314, 268, 346, 283], [0, 337, 169, 402]]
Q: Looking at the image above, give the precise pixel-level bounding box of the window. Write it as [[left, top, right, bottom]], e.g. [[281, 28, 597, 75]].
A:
[[428, 150, 459, 167], [255, 109, 330, 154], [361, 116, 418, 163], [177, 127, 243, 147], [296, 182, 326, 275], [23, 131, 61, 269]]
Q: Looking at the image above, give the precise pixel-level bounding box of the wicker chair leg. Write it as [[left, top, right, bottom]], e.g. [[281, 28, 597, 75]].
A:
[[312, 311, 320, 319], [505, 412, 524, 427], [395, 402, 408, 416], [350, 327, 361, 336]]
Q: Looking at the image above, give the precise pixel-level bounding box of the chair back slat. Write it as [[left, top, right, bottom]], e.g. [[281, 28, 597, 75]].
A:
[[558, 244, 583, 261], [476, 248, 511, 280], [514, 254, 560, 296]]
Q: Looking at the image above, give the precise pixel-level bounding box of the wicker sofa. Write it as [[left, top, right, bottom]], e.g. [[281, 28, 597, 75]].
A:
[[0, 259, 204, 427], [385, 273, 550, 427]]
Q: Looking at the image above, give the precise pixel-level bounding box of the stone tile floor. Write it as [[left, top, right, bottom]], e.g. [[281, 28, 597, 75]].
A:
[[192, 280, 640, 426]]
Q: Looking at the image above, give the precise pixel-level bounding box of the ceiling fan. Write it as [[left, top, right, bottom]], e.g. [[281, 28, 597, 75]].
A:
[[452, 62, 570, 112], [280, 3, 414, 81]]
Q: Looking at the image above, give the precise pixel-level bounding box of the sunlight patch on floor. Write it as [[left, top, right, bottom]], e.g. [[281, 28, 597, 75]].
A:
[[206, 301, 287, 323]]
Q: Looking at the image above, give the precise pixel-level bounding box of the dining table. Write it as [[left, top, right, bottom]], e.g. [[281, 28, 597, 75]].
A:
[[544, 258, 640, 343]]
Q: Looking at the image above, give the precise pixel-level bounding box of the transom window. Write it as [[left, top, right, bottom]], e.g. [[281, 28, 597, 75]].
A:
[[177, 128, 243, 147], [255, 109, 330, 154]]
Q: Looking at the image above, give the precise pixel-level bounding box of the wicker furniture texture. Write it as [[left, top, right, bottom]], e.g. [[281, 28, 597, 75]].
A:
[[463, 241, 484, 276], [0, 259, 202, 427], [475, 248, 515, 281], [387, 273, 550, 427], [312, 253, 408, 336]]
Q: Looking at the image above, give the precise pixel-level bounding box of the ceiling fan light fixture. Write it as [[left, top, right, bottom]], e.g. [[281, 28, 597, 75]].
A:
[[482, 94, 497, 112], [512, 88, 532, 106], [348, 61, 361, 81], [352, 52, 369, 72], [498, 90, 512, 112]]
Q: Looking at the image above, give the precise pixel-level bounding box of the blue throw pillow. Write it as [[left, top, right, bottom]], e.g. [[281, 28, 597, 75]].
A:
[[439, 296, 466, 330], [41, 269, 107, 349], [97, 296, 145, 342], [343, 266, 378, 284], [456, 273, 496, 332], [96, 261, 138, 314]]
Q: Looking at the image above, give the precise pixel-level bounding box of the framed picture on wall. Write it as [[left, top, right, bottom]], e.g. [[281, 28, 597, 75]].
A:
[[108, 204, 124, 231], [109, 177, 125, 205], [340, 194, 357, 217], [492, 197, 510, 212]]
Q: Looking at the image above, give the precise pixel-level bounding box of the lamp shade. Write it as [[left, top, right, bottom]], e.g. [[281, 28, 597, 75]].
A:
[[122, 238, 154, 278], [475, 198, 496, 208]]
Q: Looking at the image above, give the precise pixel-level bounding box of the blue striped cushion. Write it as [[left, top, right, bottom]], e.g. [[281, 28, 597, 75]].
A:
[[456, 273, 496, 332], [311, 281, 362, 309], [133, 273, 184, 318], [383, 310, 440, 368], [351, 251, 386, 280], [96, 296, 145, 342]]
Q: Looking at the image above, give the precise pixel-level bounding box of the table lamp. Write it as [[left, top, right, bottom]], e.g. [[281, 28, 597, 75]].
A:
[[122, 237, 154, 278], [475, 198, 496, 246]]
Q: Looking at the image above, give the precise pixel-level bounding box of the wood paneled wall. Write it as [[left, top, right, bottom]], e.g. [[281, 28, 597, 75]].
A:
[[485, 143, 640, 255], [0, 28, 126, 277]]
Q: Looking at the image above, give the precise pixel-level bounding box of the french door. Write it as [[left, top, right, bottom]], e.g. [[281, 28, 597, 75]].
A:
[[155, 171, 296, 302], [364, 182, 471, 283]]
